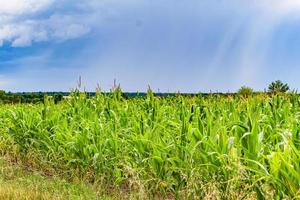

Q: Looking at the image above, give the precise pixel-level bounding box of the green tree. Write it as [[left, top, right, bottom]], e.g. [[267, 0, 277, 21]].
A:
[[268, 80, 289, 93], [0, 90, 5, 97], [237, 86, 254, 97], [53, 93, 63, 104]]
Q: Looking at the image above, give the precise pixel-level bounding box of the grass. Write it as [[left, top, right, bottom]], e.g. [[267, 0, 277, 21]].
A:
[[0, 157, 102, 200], [0, 89, 300, 199]]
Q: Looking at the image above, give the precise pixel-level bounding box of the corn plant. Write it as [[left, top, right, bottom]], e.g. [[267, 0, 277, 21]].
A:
[[0, 91, 299, 198]]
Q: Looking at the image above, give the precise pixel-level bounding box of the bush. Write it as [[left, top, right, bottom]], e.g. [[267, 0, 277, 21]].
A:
[[237, 86, 254, 97]]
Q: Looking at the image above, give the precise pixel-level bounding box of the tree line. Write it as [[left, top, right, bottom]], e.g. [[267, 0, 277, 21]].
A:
[[0, 80, 293, 104], [0, 91, 65, 104]]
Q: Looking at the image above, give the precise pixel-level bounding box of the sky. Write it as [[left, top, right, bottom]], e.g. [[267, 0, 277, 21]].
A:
[[1, 0, 300, 92]]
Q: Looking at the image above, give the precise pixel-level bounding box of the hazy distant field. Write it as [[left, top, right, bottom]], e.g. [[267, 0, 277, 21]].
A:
[[0, 90, 300, 199]]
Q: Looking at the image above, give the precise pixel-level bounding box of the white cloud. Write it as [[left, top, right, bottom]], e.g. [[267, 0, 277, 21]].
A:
[[259, 0, 300, 16], [0, 0, 92, 47], [1, 0, 300, 48], [0, 0, 53, 15], [47, 14, 91, 41]]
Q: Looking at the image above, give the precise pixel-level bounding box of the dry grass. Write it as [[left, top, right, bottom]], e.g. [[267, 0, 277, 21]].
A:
[[0, 185, 64, 200], [0, 157, 102, 200]]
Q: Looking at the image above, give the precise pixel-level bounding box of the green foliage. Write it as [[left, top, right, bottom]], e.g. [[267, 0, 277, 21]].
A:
[[1, 90, 300, 198], [0, 90, 5, 97], [53, 93, 64, 104], [268, 80, 290, 93], [237, 86, 254, 97], [0, 91, 66, 104]]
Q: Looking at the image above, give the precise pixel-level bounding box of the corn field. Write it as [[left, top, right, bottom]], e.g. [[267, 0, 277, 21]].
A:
[[0, 90, 300, 199]]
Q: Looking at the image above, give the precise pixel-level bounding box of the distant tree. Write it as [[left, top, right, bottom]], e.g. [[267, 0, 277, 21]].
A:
[[237, 86, 254, 97], [53, 93, 63, 104], [268, 80, 289, 93], [0, 90, 5, 96]]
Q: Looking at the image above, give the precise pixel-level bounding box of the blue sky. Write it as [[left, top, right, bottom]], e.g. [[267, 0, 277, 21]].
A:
[[1, 0, 300, 92]]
